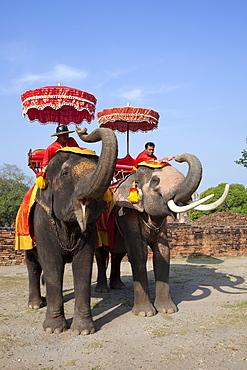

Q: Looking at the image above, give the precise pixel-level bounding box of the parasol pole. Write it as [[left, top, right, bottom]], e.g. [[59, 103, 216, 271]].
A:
[[58, 83, 61, 125], [126, 103, 130, 155], [127, 122, 129, 155]]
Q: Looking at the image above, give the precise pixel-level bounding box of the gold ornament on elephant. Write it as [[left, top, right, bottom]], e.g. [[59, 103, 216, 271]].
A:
[[128, 181, 141, 203]]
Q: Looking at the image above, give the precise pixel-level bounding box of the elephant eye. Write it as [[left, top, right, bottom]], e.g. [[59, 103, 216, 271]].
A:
[[149, 176, 160, 189], [61, 167, 70, 177]]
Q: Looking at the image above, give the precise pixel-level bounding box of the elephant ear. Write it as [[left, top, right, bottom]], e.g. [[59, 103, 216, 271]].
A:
[[113, 172, 144, 212]]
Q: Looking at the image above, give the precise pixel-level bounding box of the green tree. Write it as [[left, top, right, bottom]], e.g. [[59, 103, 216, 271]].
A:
[[235, 138, 247, 168], [189, 183, 247, 220], [0, 164, 34, 226]]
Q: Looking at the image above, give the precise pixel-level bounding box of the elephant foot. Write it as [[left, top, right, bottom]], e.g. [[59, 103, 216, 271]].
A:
[[43, 316, 67, 334], [71, 317, 96, 335], [28, 296, 46, 309], [132, 302, 156, 317], [154, 298, 178, 314], [95, 281, 109, 293], [110, 277, 125, 290]]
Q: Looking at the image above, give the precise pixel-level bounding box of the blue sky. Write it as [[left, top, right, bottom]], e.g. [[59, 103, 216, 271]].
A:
[[0, 0, 246, 193]]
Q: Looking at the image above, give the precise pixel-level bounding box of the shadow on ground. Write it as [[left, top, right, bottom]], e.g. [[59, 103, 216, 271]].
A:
[[61, 257, 247, 330]]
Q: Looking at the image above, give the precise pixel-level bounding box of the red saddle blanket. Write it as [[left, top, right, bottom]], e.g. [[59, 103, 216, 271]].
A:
[[15, 185, 37, 250]]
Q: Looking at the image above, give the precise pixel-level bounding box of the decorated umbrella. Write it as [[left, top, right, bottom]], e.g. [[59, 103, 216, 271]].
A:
[[97, 104, 159, 155], [21, 85, 97, 125], [22, 85, 97, 175]]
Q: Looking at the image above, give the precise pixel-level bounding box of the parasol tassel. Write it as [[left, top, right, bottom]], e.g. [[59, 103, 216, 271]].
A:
[[128, 181, 140, 203]]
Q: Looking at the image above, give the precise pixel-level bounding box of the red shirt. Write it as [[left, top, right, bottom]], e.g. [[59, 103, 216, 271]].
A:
[[42, 137, 79, 168], [135, 150, 157, 167]]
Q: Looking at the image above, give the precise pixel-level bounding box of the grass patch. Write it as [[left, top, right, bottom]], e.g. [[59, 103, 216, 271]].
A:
[[152, 321, 187, 337], [0, 313, 23, 319], [0, 275, 28, 291], [220, 300, 247, 325], [222, 300, 247, 310], [87, 341, 103, 349], [121, 300, 131, 307], [0, 275, 26, 282], [0, 334, 31, 351], [64, 359, 78, 367], [91, 301, 101, 309]]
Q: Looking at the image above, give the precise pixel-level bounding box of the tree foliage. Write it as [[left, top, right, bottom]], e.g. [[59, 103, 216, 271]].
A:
[[235, 138, 247, 168], [0, 164, 33, 226], [189, 183, 247, 220]]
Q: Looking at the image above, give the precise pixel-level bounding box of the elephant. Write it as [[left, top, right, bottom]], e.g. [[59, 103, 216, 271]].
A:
[[25, 127, 118, 334], [95, 154, 229, 317]]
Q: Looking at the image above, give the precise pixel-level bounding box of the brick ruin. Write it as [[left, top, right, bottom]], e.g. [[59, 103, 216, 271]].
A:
[[167, 213, 247, 258], [0, 212, 246, 265]]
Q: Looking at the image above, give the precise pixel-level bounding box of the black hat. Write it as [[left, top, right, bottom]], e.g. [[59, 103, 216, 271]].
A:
[[51, 125, 75, 137]]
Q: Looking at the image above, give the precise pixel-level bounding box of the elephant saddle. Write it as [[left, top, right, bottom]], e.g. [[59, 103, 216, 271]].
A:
[[15, 184, 117, 251], [96, 186, 116, 250], [15, 185, 38, 250]]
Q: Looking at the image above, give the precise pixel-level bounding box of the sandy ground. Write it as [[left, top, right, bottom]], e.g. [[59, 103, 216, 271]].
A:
[[0, 256, 246, 370]]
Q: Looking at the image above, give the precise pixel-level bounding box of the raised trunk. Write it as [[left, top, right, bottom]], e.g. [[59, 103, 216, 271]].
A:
[[173, 153, 202, 204], [76, 127, 118, 199]]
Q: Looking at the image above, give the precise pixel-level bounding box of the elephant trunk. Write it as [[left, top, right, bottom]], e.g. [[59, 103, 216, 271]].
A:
[[173, 153, 202, 204], [76, 127, 118, 199]]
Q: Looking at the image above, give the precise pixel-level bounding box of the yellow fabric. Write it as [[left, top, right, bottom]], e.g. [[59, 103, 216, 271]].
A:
[[95, 196, 115, 248], [95, 230, 109, 248], [103, 189, 112, 201], [15, 235, 36, 250], [137, 160, 170, 168], [57, 147, 96, 156], [15, 185, 38, 250], [30, 184, 38, 204]]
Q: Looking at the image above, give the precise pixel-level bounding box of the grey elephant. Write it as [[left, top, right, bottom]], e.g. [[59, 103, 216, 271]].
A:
[[95, 154, 229, 317], [26, 127, 118, 334]]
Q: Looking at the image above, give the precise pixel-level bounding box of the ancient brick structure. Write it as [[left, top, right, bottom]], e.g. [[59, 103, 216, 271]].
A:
[[166, 211, 247, 258], [1, 212, 246, 265], [167, 223, 247, 258], [0, 227, 25, 265]]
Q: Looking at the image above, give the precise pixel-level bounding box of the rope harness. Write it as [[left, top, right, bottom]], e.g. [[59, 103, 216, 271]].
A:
[[36, 193, 90, 253], [139, 213, 165, 234], [115, 207, 165, 237]]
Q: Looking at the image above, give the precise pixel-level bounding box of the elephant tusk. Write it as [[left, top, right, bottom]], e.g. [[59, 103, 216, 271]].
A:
[[167, 194, 214, 213], [194, 184, 229, 211], [74, 198, 90, 232]]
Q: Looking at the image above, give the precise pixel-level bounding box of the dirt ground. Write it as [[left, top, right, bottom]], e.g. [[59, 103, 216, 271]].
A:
[[0, 256, 246, 370]]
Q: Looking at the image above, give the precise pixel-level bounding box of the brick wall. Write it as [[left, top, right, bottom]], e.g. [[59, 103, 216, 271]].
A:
[[1, 224, 246, 265], [0, 227, 25, 265], [167, 223, 247, 258]]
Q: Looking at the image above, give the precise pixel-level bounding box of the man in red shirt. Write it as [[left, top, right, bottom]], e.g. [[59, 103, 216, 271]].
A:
[[42, 125, 79, 168], [135, 142, 175, 167], [135, 142, 157, 167]]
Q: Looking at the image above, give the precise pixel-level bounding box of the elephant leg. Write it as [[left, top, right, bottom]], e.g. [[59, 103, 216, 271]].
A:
[[71, 241, 95, 335], [117, 209, 156, 317], [109, 251, 126, 290], [40, 252, 67, 334], [95, 246, 109, 293], [25, 249, 45, 309], [151, 239, 177, 314], [127, 245, 156, 317]]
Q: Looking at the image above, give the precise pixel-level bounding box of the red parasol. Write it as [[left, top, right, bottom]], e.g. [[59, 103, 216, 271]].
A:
[[97, 105, 159, 155], [21, 85, 97, 125]]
